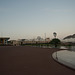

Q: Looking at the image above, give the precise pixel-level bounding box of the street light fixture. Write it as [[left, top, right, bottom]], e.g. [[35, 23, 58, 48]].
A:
[[53, 32, 57, 38]]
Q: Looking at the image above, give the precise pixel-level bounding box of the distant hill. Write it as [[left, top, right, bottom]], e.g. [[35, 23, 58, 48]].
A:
[[63, 34, 75, 40]]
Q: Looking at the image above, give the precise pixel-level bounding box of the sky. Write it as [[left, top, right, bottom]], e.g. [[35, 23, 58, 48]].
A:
[[0, 0, 75, 40]]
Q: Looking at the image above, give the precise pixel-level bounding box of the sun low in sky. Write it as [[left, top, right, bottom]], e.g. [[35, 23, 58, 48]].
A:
[[0, 0, 75, 40]]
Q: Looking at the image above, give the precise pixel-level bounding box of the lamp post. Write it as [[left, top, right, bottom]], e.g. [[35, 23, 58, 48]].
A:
[[53, 32, 58, 60], [45, 33, 46, 43]]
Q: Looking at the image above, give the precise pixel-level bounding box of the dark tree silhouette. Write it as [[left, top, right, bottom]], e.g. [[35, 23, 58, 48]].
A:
[[49, 38, 61, 48]]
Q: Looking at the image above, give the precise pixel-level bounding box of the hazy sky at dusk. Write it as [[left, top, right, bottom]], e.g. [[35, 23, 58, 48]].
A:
[[0, 0, 75, 40]]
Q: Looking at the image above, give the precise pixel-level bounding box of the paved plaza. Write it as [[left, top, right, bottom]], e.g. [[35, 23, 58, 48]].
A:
[[0, 46, 75, 75]]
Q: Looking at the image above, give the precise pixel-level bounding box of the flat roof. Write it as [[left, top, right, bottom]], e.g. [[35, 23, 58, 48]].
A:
[[0, 37, 10, 39]]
